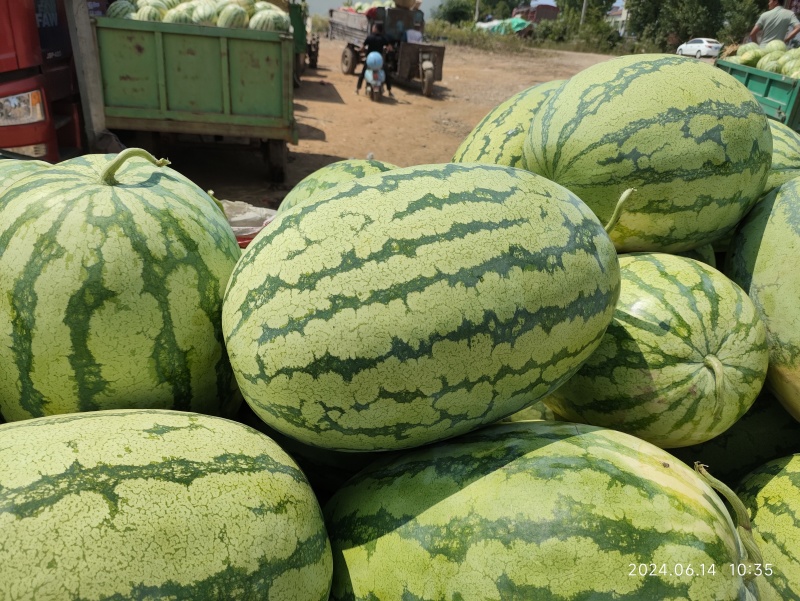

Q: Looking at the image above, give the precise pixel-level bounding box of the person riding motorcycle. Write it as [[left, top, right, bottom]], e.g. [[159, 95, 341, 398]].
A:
[[356, 23, 394, 97]]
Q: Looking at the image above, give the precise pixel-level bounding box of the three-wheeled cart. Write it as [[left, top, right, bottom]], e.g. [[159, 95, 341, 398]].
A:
[[328, 6, 445, 97]]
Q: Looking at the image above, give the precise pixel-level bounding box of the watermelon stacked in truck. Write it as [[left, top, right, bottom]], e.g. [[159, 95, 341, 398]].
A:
[[2, 53, 800, 599]]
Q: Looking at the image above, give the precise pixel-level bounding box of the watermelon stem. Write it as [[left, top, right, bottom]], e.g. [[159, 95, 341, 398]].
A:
[[703, 355, 725, 407], [101, 148, 170, 186], [604, 188, 636, 234], [694, 462, 764, 580], [206, 190, 228, 216]]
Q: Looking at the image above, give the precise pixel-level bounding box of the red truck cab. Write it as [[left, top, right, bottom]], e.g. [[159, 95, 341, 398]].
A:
[[0, 0, 83, 163]]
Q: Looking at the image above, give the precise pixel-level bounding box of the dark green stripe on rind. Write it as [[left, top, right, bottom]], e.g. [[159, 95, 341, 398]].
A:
[[325, 421, 749, 601], [766, 119, 800, 192], [0, 410, 333, 601], [546, 253, 768, 448], [223, 163, 620, 451], [524, 54, 772, 253], [0, 154, 241, 421]]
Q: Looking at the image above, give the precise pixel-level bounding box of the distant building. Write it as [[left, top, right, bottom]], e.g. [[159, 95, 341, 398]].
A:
[[606, 6, 628, 36]]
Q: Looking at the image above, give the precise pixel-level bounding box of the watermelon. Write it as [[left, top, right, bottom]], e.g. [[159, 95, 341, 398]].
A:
[[674, 242, 716, 267], [191, 1, 218, 25], [254, 0, 284, 11], [222, 163, 621, 452], [765, 39, 788, 53], [451, 79, 564, 169], [757, 51, 784, 70], [765, 119, 800, 193], [217, 3, 248, 27], [670, 390, 800, 489], [325, 420, 757, 600], [248, 8, 290, 31], [0, 149, 241, 422], [737, 42, 759, 56], [163, 6, 194, 22], [544, 253, 769, 449], [0, 409, 333, 600], [106, 0, 137, 18], [0, 159, 50, 199], [736, 454, 800, 600], [727, 179, 800, 422], [230, 0, 256, 15], [740, 48, 765, 66], [500, 397, 565, 422], [523, 54, 772, 253], [132, 5, 163, 20], [276, 159, 398, 214]]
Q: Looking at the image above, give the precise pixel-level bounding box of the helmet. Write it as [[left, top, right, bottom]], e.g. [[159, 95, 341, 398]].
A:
[[366, 51, 384, 70]]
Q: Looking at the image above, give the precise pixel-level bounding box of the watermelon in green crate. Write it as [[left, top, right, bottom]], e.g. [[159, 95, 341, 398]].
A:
[[325, 420, 759, 600], [544, 253, 768, 449], [736, 454, 800, 600], [523, 54, 772, 253], [248, 8, 289, 30], [223, 163, 620, 451], [0, 149, 241, 422], [163, 6, 194, 22], [106, 0, 136, 17], [0, 409, 333, 600], [276, 159, 397, 214], [217, 3, 248, 27], [451, 79, 564, 169]]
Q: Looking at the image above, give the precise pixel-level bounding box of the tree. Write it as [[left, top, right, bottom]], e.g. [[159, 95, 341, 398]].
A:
[[718, 0, 767, 45], [433, 0, 474, 24], [494, 0, 511, 19], [626, 0, 725, 50], [558, 0, 616, 16]]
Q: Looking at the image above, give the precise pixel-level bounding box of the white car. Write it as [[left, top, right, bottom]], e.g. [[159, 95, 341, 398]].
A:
[[676, 38, 723, 58]]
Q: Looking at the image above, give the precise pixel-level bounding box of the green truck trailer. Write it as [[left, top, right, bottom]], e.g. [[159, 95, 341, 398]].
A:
[[93, 16, 298, 181], [716, 58, 800, 131]]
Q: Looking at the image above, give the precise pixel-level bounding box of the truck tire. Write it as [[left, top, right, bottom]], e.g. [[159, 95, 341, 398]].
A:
[[262, 139, 287, 183], [422, 68, 434, 97], [342, 47, 357, 75]]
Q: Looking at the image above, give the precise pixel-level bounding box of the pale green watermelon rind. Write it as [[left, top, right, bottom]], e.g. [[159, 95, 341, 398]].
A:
[[0, 153, 242, 421], [736, 454, 800, 600], [276, 159, 398, 215], [223, 163, 621, 451], [726, 180, 800, 421], [765, 120, 800, 192], [452, 79, 565, 168], [545, 253, 769, 449], [324, 421, 750, 600], [0, 159, 51, 199], [0, 409, 333, 600], [524, 54, 772, 253]]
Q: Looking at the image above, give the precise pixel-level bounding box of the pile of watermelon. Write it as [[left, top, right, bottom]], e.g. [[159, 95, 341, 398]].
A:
[[1, 53, 800, 600], [724, 40, 800, 78], [106, 0, 291, 32]]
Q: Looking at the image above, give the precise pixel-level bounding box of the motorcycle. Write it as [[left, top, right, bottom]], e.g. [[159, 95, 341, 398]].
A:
[[364, 51, 387, 102]]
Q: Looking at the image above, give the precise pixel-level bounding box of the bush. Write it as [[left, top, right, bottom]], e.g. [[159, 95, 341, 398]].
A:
[[433, 0, 474, 24], [310, 14, 328, 33]]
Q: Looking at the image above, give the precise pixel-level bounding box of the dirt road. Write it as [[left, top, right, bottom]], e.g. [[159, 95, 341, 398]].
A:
[[158, 38, 613, 208]]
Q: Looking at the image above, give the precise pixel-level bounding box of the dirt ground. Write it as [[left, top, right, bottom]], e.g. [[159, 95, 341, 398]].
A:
[[150, 38, 614, 209]]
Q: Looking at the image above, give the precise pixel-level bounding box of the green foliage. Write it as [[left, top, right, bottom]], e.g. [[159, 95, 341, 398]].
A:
[[718, 0, 766, 45], [432, 0, 474, 24], [310, 13, 328, 33], [626, 0, 718, 50], [559, 0, 615, 16], [493, 0, 510, 19]]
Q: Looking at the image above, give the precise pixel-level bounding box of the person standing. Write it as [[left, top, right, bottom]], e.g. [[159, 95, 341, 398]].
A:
[[356, 23, 394, 97], [751, 0, 800, 47]]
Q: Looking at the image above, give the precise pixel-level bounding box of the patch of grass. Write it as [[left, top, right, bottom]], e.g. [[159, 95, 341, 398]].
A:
[[311, 14, 329, 34]]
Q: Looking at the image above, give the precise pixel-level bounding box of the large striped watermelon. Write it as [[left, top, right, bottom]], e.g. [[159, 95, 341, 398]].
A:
[[523, 55, 772, 253], [726, 178, 800, 422], [105, 0, 137, 18], [736, 454, 800, 600], [766, 119, 800, 193], [0, 149, 241, 421], [671, 390, 800, 488], [545, 253, 768, 448], [0, 158, 50, 199], [451, 79, 565, 169], [216, 3, 248, 27], [223, 163, 621, 451], [325, 420, 757, 600], [277, 159, 397, 214], [0, 409, 333, 600]]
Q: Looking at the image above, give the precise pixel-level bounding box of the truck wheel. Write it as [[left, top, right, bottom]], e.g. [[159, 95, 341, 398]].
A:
[[341, 47, 357, 75], [262, 139, 287, 183], [422, 69, 434, 97]]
